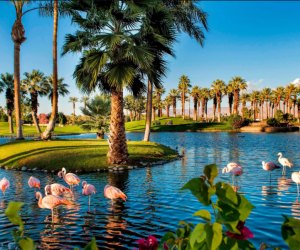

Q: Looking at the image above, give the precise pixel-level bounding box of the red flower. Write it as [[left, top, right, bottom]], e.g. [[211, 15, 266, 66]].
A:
[[136, 235, 158, 250], [226, 221, 254, 240]]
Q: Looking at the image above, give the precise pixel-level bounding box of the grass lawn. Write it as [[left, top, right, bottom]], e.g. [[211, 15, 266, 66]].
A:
[[126, 117, 233, 132], [0, 140, 178, 171], [0, 122, 87, 137]]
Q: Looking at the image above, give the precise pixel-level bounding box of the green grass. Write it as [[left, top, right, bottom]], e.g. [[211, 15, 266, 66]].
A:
[[0, 140, 178, 171], [0, 122, 87, 137], [126, 117, 233, 132]]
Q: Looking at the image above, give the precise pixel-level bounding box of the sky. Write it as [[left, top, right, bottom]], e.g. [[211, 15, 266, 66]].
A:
[[0, 1, 300, 115]]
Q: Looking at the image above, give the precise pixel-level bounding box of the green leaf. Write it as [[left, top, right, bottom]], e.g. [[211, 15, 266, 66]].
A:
[[181, 178, 215, 206], [204, 164, 218, 185], [5, 202, 24, 227], [236, 240, 256, 250], [219, 236, 239, 250], [205, 222, 223, 250], [216, 201, 240, 233], [19, 237, 36, 250], [216, 182, 238, 206], [237, 195, 255, 222], [83, 237, 99, 250], [282, 216, 300, 250], [193, 210, 211, 221], [189, 223, 206, 248]]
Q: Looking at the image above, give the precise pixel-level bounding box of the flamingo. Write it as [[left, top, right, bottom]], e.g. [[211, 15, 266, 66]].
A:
[[58, 168, 80, 190], [278, 152, 293, 175], [0, 177, 10, 196], [222, 162, 243, 185], [82, 181, 96, 207], [28, 176, 41, 192], [291, 171, 300, 197], [262, 161, 280, 179], [45, 183, 72, 196], [35, 191, 72, 219], [104, 185, 127, 203]]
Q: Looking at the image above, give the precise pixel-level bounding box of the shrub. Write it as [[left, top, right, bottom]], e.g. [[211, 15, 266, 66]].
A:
[[57, 112, 67, 125], [38, 113, 49, 124], [227, 115, 245, 129], [267, 118, 280, 127], [153, 121, 161, 125], [0, 107, 8, 122]]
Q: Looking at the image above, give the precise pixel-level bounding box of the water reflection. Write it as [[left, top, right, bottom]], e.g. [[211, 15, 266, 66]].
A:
[[277, 177, 292, 192], [291, 199, 300, 219], [261, 185, 278, 196]]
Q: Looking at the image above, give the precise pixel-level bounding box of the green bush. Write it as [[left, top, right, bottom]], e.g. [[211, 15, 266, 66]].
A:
[[267, 118, 280, 127], [227, 115, 247, 129]]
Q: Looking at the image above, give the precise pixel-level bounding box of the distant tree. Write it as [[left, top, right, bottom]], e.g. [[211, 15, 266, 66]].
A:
[[69, 97, 78, 124], [261, 88, 272, 119], [228, 76, 247, 115], [178, 75, 191, 119], [190, 86, 200, 121], [199, 88, 210, 120], [211, 79, 226, 122], [0, 73, 14, 133], [80, 95, 110, 139], [80, 96, 89, 110], [164, 95, 173, 118], [169, 89, 179, 117], [45, 75, 69, 107], [38, 113, 49, 124]]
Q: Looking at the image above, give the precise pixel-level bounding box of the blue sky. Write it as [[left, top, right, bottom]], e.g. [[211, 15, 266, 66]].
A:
[[0, 1, 300, 115]]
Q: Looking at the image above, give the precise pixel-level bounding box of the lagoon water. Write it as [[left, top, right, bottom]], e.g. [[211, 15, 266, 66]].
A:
[[0, 132, 300, 249]]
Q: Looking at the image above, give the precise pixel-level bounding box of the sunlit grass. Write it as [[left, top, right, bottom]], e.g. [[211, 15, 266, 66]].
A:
[[125, 117, 232, 132], [0, 140, 178, 171]]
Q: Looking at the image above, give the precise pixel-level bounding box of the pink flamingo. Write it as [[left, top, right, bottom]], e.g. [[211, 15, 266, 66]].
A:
[[104, 185, 127, 203], [262, 161, 280, 180], [45, 183, 72, 196], [58, 167, 80, 190], [291, 171, 300, 197], [28, 176, 41, 192], [0, 177, 10, 196], [35, 191, 72, 219], [278, 152, 293, 175], [222, 162, 243, 185], [82, 181, 96, 207]]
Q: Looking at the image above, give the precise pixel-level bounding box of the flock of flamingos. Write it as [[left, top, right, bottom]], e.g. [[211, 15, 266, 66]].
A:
[[0, 151, 299, 221], [0, 167, 127, 218]]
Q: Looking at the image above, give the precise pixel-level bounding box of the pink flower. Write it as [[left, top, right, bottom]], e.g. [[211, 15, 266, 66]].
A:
[[136, 235, 158, 250], [226, 221, 254, 240]]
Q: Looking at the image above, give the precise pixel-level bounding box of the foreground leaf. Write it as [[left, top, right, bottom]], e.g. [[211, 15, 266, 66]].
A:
[[5, 202, 24, 227], [19, 237, 36, 250], [205, 222, 223, 250], [194, 210, 211, 221], [204, 164, 218, 186], [281, 216, 300, 250], [84, 238, 99, 250]]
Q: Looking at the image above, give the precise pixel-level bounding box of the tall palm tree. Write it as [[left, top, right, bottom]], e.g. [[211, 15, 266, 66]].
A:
[[190, 86, 200, 121], [226, 83, 234, 115], [169, 89, 179, 117], [210, 89, 217, 121], [285, 83, 297, 114], [178, 75, 191, 119], [211, 79, 226, 122], [153, 87, 165, 118], [63, 1, 159, 164], [81, 96, 89, 110], [259, 91, 265, 120], [0, 73, 14, 133], [250, 91, 260, 120], [164, 95, 173, 118], [22, 70, 48, 133], [228, 76, 247, 115], [69, 97, 78, 117], [11, 0, 29, 139], [41, 0, 59, 140], [273, 86, 285, 112], [45, 75, 69, 107]]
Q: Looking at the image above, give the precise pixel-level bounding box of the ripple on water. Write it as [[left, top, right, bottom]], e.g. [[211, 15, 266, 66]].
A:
[[0, 132, 299, 249]]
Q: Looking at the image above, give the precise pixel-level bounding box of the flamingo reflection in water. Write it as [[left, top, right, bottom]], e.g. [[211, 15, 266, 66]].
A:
[[291, 200, 300, 219], [277, 177, 292, 192], [0, 177, 10, 196]]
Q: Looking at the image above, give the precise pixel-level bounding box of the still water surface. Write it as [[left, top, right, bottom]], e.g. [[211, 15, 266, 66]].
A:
[[0, 132, 300, 249]]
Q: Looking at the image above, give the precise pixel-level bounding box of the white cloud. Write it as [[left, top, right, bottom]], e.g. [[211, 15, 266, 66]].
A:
[[245, 79, 264, 92], [291, 78, 300, 87]]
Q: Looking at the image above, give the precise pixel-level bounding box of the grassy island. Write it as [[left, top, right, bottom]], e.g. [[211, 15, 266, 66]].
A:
[[0, 140, 178, 171]]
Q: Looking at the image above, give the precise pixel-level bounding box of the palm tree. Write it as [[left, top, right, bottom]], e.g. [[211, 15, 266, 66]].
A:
[[169, 89, 179, 117], [69, 97, 78, 117], [62, 1, 159, 164], [285, 83, 297, 115], [190, 86, 200, 121], [153, 87, 165, 118], [250, 91, 260, 120], [240, 93, 249, 118], [261, 88, 272, 119], [80, 95, 110, 139], [211, 79, 226, 122], [11, 0, 29, 139], [226, 84, 234, 115], [81, 96, 89, 110], [0, 73, 14, 133], [273, 86, 285, 112], [178, 75, 191, 119], [199, 88, 210, 120], [22, 70, 48, 133], [228, 76, 247, 115], [41, 0, 59, 140], [210, 89, 217, 121], [164, 96, 173, 118], [45, 75, 69, 107]]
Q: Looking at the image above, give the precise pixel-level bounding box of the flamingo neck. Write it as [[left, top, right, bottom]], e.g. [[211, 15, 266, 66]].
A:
[[37, 193, 44, 208]]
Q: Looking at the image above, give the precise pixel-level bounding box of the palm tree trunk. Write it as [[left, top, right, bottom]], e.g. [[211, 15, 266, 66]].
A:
[[32, 111, 41, 134], [13, 42, 24, 139], [42, 0, 58, 140], [182, 92, 185, 119], [107, 89, 128, 164], [205, 100, 208, 121], [193, 98, 197, 121], [298, 103, 300, 122], [129, 111, 133, 122], [233, 90, 239, 114], [198, 101, 201, 120], [188, 97, 190, 119], [152, 107, 155, 121], [144, 80, 152, 142], [8, 113, 14, 134], [201, 99, 205, 119], [266, 101, 269, 119], [173, 100, 176, 117], [217, 97, 221, 122], [166, 105, 170, 118], [261, 103, 264, 120]]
